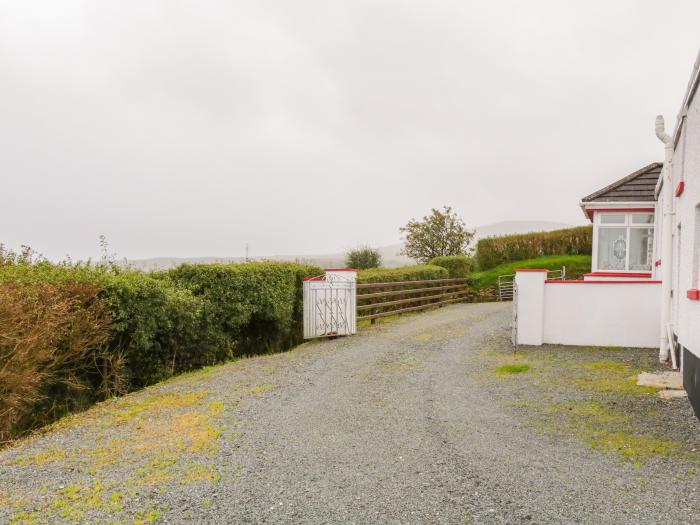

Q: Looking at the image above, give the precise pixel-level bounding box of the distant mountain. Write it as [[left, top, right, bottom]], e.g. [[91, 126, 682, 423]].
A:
[[125, 220, 572, 270]]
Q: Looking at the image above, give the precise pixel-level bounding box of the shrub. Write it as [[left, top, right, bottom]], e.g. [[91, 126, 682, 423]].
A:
[[0, 257, 321, 441], [357, 264, 448, 283], [429, 255, 472, 278], [0, 281, 114, 443], [399, 206, 474, 263], [168, 262, 321, 357], [345, 247, 382, 269], [475, 226, 592, 270], [101, 272, 207, 389]]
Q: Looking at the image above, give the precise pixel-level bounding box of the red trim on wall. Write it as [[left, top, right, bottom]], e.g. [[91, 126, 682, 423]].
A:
[[546, 280, 662, 284], [515, 268, 549, 273], [302, 276, 325, 282], [584, 272, 652, 278], [675, 181, 685, 197], [655, 259, 662, 267], [688, 289, 700, 300], [584, 207, 655, 220]]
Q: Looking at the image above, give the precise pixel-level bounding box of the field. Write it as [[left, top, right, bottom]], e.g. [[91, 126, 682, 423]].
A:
[[469, 254, 592, 292]]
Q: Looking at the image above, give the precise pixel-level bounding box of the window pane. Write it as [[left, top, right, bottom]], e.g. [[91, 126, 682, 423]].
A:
[[629, 227, 654, 271], [599, 213, 625, 224], [631, 213, 654, 224], [597, 228, 627, 270]]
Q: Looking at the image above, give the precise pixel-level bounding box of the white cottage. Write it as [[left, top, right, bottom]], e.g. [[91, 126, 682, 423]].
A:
[[654, 50, 700, 419], [513, 50, 700, 419]]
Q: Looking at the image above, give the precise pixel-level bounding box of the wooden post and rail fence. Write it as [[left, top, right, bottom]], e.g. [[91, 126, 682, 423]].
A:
[[356, 278, 470, 323]]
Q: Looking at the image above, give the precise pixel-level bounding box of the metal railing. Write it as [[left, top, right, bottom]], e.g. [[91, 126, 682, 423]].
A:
[[497, 266, 566, 301], [356, 278, 469, 322]]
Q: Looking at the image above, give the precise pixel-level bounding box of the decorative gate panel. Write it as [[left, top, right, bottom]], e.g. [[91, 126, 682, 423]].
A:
[[303, 270, 357, 339]]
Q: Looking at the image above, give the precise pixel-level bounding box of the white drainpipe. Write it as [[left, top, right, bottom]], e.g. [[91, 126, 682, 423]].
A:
[[655, 115, 674, 363]]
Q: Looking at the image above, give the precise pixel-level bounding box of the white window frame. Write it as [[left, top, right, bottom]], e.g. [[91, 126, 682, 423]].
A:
[[592, 211, 655, 273]]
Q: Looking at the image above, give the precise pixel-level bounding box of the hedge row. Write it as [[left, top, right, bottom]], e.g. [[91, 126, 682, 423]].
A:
[[475, 226, 592, 270], [357, 264, 449, 283], [0, 260, 321, 442], [428, 255, 473, 278]]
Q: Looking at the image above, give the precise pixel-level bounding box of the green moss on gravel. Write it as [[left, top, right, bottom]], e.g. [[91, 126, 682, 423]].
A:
[[484, 345, 698, 465], [495, 364, 531, 375]]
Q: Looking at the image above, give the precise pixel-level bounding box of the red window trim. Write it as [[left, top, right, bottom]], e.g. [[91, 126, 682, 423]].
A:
[[584, 272, 652, 278], [675, 181, 685, 197], [546, 280, 662, 284], [687, 289, 700, 300]]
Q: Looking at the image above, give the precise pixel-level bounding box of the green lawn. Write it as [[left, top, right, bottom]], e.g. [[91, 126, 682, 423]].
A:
[[469, 255, 592, 291]]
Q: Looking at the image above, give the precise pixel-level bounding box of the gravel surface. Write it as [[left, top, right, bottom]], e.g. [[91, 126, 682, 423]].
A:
[[2, 302, 700, 524]]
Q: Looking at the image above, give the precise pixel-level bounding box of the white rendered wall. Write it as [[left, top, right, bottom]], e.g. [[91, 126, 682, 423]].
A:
[[542, 282, 661, 347], [514, 271, 547, 345], [672, 93, 700, 357], [514, 270, 661, 348]]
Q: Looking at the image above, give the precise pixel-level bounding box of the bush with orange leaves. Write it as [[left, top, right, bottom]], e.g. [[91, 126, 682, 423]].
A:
[[0, 281, 119, 443]]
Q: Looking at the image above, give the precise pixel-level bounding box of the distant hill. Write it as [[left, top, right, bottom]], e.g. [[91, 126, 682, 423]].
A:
[[125, 220, 572, 270]]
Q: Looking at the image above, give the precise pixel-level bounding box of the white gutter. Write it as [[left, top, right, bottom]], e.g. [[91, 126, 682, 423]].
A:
[[655, 115, 674, 364]]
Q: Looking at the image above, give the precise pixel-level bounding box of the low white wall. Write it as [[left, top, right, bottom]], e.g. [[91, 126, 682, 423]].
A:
[[542, 281, 661, 347], [514, 270, 661, 348]]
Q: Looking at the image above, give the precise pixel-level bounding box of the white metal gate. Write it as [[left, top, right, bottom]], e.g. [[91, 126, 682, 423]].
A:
[[498, 266, 566, 301], [303, 270, 357, 339]]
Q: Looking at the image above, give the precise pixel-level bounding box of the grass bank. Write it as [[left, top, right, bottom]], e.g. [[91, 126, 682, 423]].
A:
[[469, 255, 592, 294]]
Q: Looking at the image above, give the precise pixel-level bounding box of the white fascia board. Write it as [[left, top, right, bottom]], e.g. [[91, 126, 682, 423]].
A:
[[580, 201, 657, 212]]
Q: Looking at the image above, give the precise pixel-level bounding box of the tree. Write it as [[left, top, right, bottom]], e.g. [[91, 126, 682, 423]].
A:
[[345, 246, 382, 269], [400, 206, 474, 263]]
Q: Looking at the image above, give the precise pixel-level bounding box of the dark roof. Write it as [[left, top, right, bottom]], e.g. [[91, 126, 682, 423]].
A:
[[581, 162, 663, 203]]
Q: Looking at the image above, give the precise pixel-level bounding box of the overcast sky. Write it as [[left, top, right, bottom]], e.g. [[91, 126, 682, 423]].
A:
[[1, 1, 699, 261]]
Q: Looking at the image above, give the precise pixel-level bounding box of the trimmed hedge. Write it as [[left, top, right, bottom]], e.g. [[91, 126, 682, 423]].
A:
[[429, 255, 472, 278], [168, 262, 320, 358], [475, 226, 592, 271], [0, 260, 321, 441], [358, 264, 448, 283]]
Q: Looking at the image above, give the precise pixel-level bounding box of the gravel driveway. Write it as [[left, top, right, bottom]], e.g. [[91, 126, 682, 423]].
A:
[[2, 302, 699, 524]]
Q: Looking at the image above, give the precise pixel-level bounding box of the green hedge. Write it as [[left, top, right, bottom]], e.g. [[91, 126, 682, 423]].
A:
[[168, 262, 320, 359], [0, 260, 321, 440], [475, 226, 592, 271], [428, 255, 472, 278], [357, 264, 448, 283]]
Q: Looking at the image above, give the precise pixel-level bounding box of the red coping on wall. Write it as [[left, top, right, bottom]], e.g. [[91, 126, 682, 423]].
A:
[[584, 272, 652, 278], [675, 181, 686, 197], [546, 280, 662, 284]]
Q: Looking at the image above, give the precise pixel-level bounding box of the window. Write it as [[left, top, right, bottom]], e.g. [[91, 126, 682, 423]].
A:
[[595, 212, 655, 272], [600, 213, 625, 224]]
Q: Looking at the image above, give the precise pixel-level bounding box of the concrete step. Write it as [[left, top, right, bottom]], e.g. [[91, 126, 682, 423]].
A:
[[637, 371, 683, 390], [658, 389, 688, 399]]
